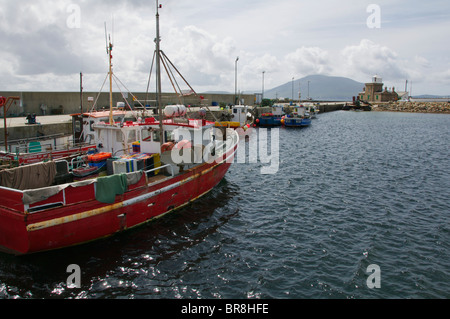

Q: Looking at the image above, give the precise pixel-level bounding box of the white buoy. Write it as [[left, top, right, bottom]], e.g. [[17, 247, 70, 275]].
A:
[[164, 105, 187, 117]]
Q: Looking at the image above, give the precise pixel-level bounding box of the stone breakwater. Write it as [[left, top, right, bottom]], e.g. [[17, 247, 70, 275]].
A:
[[372, 101, 450, 114]]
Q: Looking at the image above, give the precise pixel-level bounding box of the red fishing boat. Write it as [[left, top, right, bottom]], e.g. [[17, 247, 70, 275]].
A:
[[0, 2, 239, 255], [0, 96, 97, 166]]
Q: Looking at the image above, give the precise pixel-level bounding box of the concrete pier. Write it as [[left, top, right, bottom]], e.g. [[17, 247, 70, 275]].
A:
[[0, 101, 348, 145], [0, 91, 257, 117], [316, 102, 347, 113], [1, 115, 73, 143]]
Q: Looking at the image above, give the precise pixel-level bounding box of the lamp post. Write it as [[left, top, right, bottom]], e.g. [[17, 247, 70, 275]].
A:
[[308, 81, 310, 100], [235, 56, 239, 105], [292, 77, 294, 101], [262, 71, 265, 105]]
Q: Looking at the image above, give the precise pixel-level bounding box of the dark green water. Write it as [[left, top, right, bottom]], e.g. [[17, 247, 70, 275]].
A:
[[0, 111, 449, 299]]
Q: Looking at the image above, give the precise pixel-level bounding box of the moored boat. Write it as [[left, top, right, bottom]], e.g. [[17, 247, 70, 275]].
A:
[[282, 104, 312, 128], [215, 104, 254, 136], [0, 1, 239, 255], [0, 115, 238, 255], [0, 95, 97, 166], [255, 105, 284, 127], [304, 103, 319, 119]]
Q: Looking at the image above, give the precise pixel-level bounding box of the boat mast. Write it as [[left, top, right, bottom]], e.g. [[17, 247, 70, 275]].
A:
[[155, 0, 164, 147]]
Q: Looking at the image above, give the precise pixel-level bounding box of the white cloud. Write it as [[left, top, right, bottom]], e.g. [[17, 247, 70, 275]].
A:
[[285, 47, 332, 77], [158, 26, 238, 91], [0, 0, 449, 95], [339, 39, 408, 81]]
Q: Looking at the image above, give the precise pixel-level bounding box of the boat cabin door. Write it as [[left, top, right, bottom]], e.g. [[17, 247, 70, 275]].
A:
[[72, 115, 83, 144], [232, 105, 250, 125]]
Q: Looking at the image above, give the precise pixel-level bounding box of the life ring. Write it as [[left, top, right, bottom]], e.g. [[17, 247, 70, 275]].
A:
[[161, 142, 175, 153]]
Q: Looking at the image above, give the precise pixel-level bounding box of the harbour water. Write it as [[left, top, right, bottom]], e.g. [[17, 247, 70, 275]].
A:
[[0, 111, 449, 299]]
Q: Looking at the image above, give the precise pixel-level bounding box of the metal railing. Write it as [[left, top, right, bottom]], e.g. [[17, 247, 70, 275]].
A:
[[145, 163, 174, 177]]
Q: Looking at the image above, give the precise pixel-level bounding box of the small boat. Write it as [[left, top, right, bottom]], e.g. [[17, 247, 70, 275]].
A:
[[0, 1, 239, 255], [71, 152, 111, 180], [282, 104, 312, 128], [304, 103, 319, 119], [0, 124, 97, 167], [215, 104, 254, 136], [1, 96, 98, 167], [255, 105, 284, 127]]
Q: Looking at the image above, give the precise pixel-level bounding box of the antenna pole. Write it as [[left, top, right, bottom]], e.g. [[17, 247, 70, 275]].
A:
[[80, 72, 83, 113], [108, 35, 114, 125], [156, 1, 164, 146], [104, 22, 114, 125]]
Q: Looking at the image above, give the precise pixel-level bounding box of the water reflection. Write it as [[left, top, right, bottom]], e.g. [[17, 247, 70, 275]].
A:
[[0, 178, 240, 299]]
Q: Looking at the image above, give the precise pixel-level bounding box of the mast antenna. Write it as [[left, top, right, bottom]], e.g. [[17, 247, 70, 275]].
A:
[[104, 22, 114, 125], [104, 22, 108, 54], [156, 0, 164, 147]]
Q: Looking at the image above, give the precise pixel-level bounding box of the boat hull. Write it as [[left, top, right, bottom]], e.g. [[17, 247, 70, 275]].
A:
[[257, 117, 282, 127], [0, 137, 238, 255], [284, 118, 312, 127]]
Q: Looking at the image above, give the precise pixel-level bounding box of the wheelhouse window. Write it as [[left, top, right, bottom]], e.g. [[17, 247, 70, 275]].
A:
[[127, 130, 137, 144], [142, 128, 152, 142]]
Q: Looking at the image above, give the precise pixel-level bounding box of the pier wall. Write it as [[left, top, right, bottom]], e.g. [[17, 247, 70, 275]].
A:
[[3, 122, 73, 143], [372, 101, 450, 113], [0, 91, 256, 117], [317, 103, 346, 113]]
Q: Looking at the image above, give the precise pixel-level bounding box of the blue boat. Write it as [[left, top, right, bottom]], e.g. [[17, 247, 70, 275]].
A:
[[282, 104, 312, 128], [256, 105, 284, 127]]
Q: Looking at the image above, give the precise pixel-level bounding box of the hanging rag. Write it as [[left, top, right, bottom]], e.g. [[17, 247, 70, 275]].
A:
[[95, 174, 128, 204], [0, 161, 57, 190]]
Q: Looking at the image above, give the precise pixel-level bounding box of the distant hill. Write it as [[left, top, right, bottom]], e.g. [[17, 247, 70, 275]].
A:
[[203, 91, 232, 94], [411, 95, 450, 99], [264, 75, 365, 101]]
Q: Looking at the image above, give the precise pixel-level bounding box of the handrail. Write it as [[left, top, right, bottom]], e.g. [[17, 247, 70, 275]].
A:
[[6, 138, 94, 154], [71, 155, 88, 169], [144, 163, 174, 177]]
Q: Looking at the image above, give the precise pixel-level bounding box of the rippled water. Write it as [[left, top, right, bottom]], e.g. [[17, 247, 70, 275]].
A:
[[1, 111, 449, 299]]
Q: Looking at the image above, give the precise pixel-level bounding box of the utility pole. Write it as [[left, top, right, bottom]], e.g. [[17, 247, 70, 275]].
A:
[[292, 77, 294, 101], [235, 57, 239, 105], [262, 71, 265, 105], [1, 96, 20, 151], [80, 72, 83, 113]]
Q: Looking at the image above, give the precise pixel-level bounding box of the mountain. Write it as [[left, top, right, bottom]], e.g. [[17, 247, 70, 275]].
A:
[[263, 75, 365, 101], [411, 94, 450, 99]]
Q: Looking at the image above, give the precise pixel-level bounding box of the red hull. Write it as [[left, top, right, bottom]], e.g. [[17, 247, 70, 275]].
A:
[[0, 142, 237, 255]]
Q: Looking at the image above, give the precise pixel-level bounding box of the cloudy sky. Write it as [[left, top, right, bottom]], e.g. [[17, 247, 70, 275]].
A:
[[0, 0, 449, 95]]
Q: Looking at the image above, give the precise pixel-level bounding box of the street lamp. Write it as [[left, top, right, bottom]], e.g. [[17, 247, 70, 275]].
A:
[[262, 71, 265, 105], [308, 81, 310, 100], [292, 77, 294, 101], [235, 56, 239, 105]]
